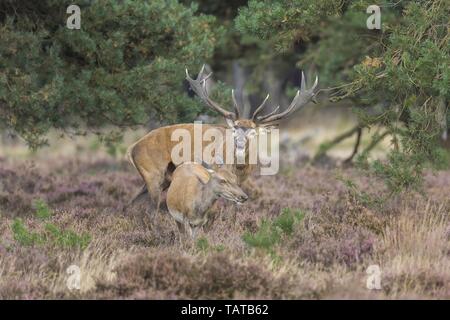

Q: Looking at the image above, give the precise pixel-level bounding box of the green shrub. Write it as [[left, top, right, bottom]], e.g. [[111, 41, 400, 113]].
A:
[[196, 237, 209, 252], [243, 208, 305, 251], [214, 244, 225, 252], [10, 217, 91, 249], [196, 237, 227, 253], [44, 223, 91, 249], [11, 218, 45, 246], [34, 199, 52, 220], [0, 0, 223, 148], [273, 208, 304, 236], [243, 220, 280, 250], [236, 0, 450, 194]]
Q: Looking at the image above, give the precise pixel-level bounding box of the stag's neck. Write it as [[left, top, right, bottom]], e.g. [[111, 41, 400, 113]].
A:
[[234, 149, 251, 167], [235, 164, 253, 184]]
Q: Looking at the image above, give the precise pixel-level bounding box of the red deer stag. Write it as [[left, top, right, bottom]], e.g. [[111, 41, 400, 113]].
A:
[[125, 65, 318, 213]]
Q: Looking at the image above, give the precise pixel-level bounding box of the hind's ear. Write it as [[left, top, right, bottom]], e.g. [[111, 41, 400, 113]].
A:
[[200, 160, 212, 170], [193, 168, 211, 185]]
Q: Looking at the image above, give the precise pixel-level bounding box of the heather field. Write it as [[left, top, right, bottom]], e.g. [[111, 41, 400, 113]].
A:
[[2, 0, 449, 302], [0, 124, 449, 300]]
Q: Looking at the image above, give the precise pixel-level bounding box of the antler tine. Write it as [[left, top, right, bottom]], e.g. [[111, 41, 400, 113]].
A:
[[201, 71, 213, 83], [256, 105, 279, 121], [231, 89, 240, 119], [251, 94, 270, 121], [257, 72, 318, 124], [186, 65, 236, 120], [300, 71, 306, 93]]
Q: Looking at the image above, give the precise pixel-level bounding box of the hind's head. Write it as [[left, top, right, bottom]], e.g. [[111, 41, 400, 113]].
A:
[[207, 166, 248, 204]]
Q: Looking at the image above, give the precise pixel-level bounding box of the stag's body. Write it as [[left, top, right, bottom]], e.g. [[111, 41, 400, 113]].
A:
[[167, 162, 247, 239], [126, 123, 252, 211]]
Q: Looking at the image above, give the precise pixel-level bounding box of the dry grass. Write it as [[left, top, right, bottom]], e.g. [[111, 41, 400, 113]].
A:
[[0, 124, 449, 299]]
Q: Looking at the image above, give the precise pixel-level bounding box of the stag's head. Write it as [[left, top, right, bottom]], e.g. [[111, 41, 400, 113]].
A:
[[186, 65, 318, 159]]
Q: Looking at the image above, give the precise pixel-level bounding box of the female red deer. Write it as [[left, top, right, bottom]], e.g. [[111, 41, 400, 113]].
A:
[[167, 162, 247, 240]]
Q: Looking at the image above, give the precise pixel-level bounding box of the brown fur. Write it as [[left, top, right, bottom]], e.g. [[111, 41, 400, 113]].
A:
[[126, 123, 255, 212], [234, 119, 256, 129], [166, 162, 247, 239]]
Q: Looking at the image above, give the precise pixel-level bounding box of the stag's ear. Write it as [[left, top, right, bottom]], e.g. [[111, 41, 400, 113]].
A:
[[225, 118, 235, 128]]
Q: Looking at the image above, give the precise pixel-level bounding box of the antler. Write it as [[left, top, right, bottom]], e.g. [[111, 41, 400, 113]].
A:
[[186, 65, 237, 120], [186, 65, 317, 124], [256, 72, 318, 125], [231, 89, 240, 119], [251, 94, 270, 121]]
